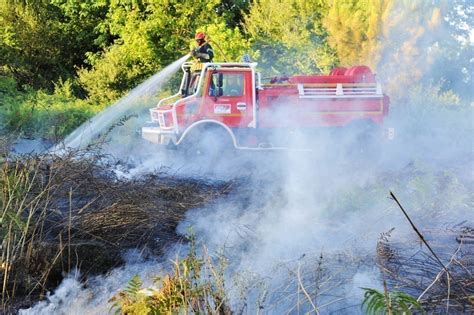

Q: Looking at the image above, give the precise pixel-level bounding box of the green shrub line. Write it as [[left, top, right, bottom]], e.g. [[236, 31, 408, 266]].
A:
[[0, 75, 103, 141]]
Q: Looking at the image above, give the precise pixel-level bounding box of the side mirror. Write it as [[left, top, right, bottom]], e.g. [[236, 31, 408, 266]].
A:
[[217, 73, 223, 88], [211, 72, 224, 97]]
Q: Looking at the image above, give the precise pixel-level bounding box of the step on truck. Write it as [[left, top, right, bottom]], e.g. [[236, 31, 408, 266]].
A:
[[141, 62, 391, 151]]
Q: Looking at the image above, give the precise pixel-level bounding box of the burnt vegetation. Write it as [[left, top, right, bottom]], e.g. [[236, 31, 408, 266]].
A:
[[0, 150, 234, 310], [377, 225, 474, 313], [1, 146, 473, 313]]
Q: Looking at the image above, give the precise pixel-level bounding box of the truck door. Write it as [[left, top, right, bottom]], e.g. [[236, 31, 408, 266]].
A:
[[203, 69, 254, 128]]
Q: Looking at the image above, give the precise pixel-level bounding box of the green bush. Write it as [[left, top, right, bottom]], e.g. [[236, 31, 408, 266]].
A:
[[362, 286, 422, 315], [0, 75, 102, 140], [111, 236, 230, 314]]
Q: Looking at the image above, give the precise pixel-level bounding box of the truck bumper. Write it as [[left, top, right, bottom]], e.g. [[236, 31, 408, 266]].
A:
[[141, 126, 177, 145]]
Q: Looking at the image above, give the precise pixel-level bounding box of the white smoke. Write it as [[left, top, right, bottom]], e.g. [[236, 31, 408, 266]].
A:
[[173, 2, 473, 312], [21, 251, 164, 315]]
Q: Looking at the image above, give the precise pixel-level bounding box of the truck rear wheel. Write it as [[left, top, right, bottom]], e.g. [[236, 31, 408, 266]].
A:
[[347, 120, 382, 158]]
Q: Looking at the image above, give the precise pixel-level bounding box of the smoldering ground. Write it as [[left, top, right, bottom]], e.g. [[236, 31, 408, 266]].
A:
[[177, 3, 474, 311], [178, 124, 473, 313], [20, 98, 473, 314]]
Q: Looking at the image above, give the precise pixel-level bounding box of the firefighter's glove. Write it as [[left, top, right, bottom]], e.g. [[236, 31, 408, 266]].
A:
[[190, 48, 198, 57], [196, 53, 209, 60]]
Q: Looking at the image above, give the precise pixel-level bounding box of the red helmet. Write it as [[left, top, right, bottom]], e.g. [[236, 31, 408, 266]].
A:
[[195, 32, 206, 40]]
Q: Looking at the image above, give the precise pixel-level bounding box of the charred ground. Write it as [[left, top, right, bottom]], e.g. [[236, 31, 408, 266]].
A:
[[0, 150, 238, 311], [1, 141, 473, 313]]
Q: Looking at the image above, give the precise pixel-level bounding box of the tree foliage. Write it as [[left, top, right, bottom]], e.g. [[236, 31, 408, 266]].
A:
[[244, 0, 338, 75], [0, 0, 107, 90], [370, 1, 472, 99], [324, 0, 393, 67]]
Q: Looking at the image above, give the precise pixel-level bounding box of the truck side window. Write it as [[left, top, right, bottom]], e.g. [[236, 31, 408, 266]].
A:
[[223, 74, 244, 97], [187, 74, 200, 96]]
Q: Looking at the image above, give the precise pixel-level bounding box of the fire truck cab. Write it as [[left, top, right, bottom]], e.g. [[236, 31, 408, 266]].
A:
[[141, 61, 390, 150]]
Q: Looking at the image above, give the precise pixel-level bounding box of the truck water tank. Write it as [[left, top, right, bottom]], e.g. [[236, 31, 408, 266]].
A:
[[329, 67, 347, 76], [344, 65, 375, 82]]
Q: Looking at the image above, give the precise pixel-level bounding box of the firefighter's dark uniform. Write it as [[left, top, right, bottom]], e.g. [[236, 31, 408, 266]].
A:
[[192, 43, 214, 63]]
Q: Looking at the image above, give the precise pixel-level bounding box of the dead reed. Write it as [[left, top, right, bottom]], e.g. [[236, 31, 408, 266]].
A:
[[377, 226, 474, 313], [0, 149, 232, 311]]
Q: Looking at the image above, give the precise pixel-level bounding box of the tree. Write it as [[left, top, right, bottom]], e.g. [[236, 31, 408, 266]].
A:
[[323, 0, 393, 67], [324, 0, 472, 103], [374, 0, 473, 101], [244, 0, 338, 76], [426, 0, 473, 101], [216, 0, 251, 29], [0, 0, 108, 90]]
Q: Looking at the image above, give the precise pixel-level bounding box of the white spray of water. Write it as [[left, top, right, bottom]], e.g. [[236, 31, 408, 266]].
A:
[[58, 54, 190, 151]]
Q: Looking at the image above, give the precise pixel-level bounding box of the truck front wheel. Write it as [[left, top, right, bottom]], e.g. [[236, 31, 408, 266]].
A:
[[178, 125, 234, 159]]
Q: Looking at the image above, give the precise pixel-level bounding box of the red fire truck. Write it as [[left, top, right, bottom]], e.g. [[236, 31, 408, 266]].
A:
[[141, 62, 390, 151]]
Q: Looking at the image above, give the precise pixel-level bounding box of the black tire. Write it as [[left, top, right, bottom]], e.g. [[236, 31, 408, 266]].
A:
[[347, 120, 382, 159], [178, 125, 234, 160]]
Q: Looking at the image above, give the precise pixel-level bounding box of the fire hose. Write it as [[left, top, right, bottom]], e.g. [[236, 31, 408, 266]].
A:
[[206, 35, 228, 62]]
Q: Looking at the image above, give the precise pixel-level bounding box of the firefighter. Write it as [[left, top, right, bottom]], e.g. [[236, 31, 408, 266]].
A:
[[191, 32, 214, 63]]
